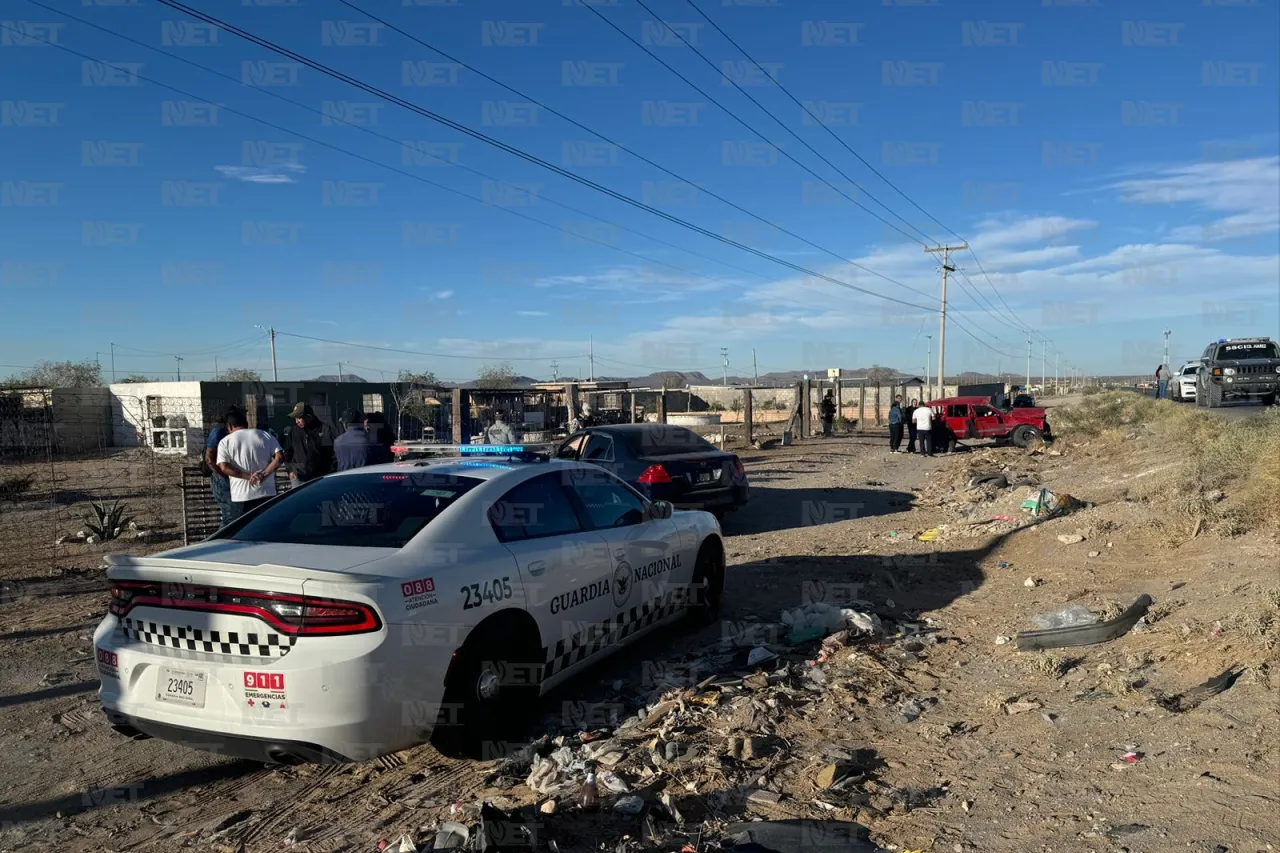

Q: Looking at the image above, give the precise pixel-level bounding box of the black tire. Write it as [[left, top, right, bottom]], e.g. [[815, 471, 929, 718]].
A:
[[432, 620, 542, 759], [1263, 393, 1277, 407], [1011, 425, 1043, 448], [1206, 381, 1223, 409], [1195, 379, 1206, 408], [685, 539, 725, 627]]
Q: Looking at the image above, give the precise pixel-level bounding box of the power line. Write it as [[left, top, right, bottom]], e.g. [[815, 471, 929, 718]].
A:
[[626, 0, 934, 247], [26, 0, 786, 298], [337, 0, 917, 279], [681, 0, 1050, 345], [120, 1, 942, 314], [20, 11, 929, 342]]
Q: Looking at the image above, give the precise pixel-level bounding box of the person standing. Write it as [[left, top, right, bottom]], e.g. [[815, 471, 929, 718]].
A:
[[888, 397, 904, 453], [204, 409, 239, 527], [903, 398, 919, 454], [485, 410, 516, 445], [216, 409, 286, 519], [286, 403, 336, 485], [1155, 364, 1170, 400], [912, 400, 935, 457], [820, 390, 836, 437], [335, 409, 391, 471]]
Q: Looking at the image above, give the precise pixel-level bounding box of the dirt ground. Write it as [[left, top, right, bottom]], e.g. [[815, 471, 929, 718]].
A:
[[0, 417, 1276, 853]]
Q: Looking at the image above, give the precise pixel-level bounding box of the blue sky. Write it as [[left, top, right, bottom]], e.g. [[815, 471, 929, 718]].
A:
[[1, 0, 1277, 383]]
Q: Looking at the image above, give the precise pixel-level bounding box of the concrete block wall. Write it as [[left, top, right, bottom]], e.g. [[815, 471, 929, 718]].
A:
[[110, 382, 208, 454]]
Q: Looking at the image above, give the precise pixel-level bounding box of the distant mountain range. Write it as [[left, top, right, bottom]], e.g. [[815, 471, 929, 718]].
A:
[[313, 369, 1057, 389]]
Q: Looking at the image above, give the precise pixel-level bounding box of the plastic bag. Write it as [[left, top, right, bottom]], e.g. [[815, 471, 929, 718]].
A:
[[1031, 604, 1098, 630]]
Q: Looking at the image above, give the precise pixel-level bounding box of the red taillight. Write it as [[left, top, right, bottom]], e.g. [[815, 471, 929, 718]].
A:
[[108, 580, 381, 636], [732, 457, 745, 476], [637, 464, 673, 484]]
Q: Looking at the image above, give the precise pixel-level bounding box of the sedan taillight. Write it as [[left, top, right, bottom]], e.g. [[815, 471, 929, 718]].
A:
[[109, 580, 381, 637], [732, 456, 745, 476], [637, 464, 673, 484]]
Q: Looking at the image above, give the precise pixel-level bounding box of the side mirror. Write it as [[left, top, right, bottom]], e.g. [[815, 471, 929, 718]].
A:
[[646, 500, 674, 521]]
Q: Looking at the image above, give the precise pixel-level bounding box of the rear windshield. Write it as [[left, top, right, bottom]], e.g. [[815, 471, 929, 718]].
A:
[[228, 472, 482, 548], [1217, 342, 1279, 360], [625, 427, 716, 456]]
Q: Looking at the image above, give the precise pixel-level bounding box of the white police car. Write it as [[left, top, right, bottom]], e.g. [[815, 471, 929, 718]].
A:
[[95, 446, 725, 763]]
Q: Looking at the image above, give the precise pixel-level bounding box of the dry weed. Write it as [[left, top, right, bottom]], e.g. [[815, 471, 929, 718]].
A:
[[1024, 653, 1068, 679]]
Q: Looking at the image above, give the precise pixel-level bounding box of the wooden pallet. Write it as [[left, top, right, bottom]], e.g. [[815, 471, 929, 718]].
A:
[[180, 466, 290, 545]]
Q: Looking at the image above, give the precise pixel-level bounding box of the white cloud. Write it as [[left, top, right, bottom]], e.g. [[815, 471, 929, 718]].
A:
[[517, 310, 548, 317], [214, 164, 306, 184], [432, 290, 454, 300], [1106, 156, 1280, 244]]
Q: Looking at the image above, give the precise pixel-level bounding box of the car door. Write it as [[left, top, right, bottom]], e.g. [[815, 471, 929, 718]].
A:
[[972, 403, 1003, 438], [579, 431, 630, 480], [562, 466, 685, 622], [556, 433, 587, 461], [487, 472, 615, 683]]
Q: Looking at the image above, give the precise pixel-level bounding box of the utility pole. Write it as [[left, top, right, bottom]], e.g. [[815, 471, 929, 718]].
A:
[[720, 347, 729, 386], [257, 325, 279, 381], [1026, 333, 1032, 393], [174, 355, 183, 381], [338, 362, 344, 383], [752, 348, 758, 385], [1055, 351, 1060, 395], [1041, 340, 1046, 394], [215, 356, 219, 380], [109, 342, 116, 384], [924, 243, 967, 401], [588, 336, 594, 382], [550, 361, 559, 382], [1162, 328, 1171, 368]]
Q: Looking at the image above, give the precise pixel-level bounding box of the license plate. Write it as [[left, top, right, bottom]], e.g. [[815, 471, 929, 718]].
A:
[[156, 667, 207, 708], [696, 471, 720, 484]]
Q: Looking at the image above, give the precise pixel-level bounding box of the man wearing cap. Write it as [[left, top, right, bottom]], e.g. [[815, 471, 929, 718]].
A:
[[286, 402, 336, 484], [484, 409, 516, 446], [335, 408, 392, 471]]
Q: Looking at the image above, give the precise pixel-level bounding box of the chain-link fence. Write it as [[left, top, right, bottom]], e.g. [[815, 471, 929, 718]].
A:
[[1, 391, 204, 581]]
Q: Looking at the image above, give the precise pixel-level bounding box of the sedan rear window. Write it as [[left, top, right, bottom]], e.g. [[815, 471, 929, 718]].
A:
[[626, 427, 715, 456], [229, 472, 482, 548]]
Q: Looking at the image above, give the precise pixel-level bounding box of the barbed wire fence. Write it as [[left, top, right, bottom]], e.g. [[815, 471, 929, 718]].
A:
[[0, 392, 201, 581]]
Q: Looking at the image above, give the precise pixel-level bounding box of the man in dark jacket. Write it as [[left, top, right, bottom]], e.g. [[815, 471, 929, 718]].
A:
[[903, 398, 919, 454], [286, 402, 336, 484], [335, 409, 391, 471], [820, 390, 836, 437]]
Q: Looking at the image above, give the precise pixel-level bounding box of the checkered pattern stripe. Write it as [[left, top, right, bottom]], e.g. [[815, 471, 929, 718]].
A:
[[542, 593, 683, 679], [121, 617, 296, 658]]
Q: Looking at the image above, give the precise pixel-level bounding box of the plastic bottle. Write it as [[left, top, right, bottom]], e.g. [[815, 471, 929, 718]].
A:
[[580, 768, 599, 811]]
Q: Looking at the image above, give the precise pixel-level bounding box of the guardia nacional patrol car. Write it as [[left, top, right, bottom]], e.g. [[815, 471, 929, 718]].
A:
[[94, 446, 725, 763]]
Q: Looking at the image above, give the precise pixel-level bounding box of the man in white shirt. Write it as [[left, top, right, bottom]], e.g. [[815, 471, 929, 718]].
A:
[[911, 402, 935, 457], [216, 409, 286, 519]]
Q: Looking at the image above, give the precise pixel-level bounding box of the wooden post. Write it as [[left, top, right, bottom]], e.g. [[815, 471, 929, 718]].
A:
[[658, 389, 668, 423], [629, 391, 636, 423], [743, 388, 753, 445], [858, 383, 866, 433], [801, 379, 812, 438], [451, 387, 469, 443], [835, 379, 843, 425]]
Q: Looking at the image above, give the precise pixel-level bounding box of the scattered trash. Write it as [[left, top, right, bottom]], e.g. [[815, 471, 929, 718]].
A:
[[432, 823, 469, 851], [746, 789, 782, 807], [1003, 700, 1042, 715], [781, 603, 881, 644], [1158, 668, 1242, 713], [900, 699, 924, 723], [1017, 594, 1154, 651], [888, 531, 899, 538], [996, 560, 1012, 568], [721, 820, 877, 853], [539, 799, 557, 815], [915, 528, 940, 542], [747, 646, 777, 667], [613, 795, 645, 815], [1023, 576, 1041, 588], [598, 770, 630, 794], [1087, 550, 1101, 557], [1022, 487, 1082, 519], [1031, 605, 1098, 631], [994, 635, 1012, 646], [1122, 750, 1141, 763], [1056, 533, 1086, 545]]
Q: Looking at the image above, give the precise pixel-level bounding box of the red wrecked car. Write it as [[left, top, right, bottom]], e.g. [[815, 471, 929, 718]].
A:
[[923, 396, 1052, 451]]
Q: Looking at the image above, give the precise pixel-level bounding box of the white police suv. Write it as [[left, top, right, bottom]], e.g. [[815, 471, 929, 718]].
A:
[[95, 446, 725, 763]]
